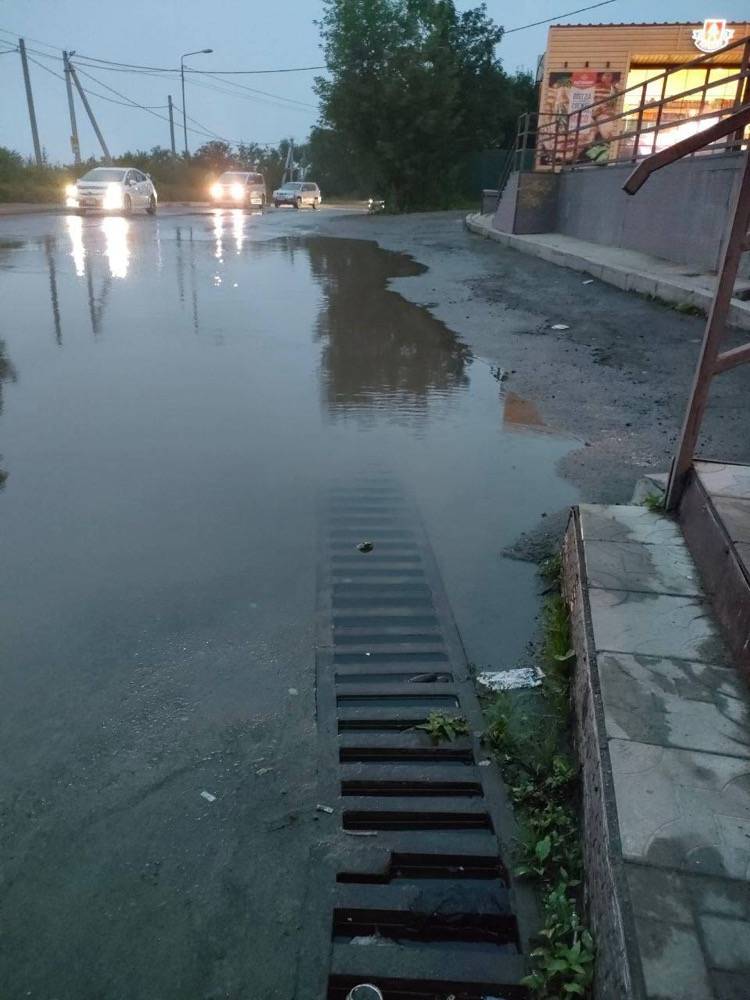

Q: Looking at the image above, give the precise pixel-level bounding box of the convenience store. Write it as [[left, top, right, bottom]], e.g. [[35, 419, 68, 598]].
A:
[[537, 19, 750, 164]]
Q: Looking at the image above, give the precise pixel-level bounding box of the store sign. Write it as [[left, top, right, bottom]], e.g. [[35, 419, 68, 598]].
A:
[[692, 19, 734, 53]]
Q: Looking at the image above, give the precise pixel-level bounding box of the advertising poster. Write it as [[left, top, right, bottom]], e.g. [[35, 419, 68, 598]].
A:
[[539, 71, 622, 165]]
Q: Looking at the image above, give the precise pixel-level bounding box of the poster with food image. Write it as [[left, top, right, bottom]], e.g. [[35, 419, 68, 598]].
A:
[[539, 71, 622, 165]]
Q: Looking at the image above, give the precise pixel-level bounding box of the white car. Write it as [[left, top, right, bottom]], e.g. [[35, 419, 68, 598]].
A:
[[210, 171, 267, 208], [66, 167, 158, 215], [272, 181, 321, 209]]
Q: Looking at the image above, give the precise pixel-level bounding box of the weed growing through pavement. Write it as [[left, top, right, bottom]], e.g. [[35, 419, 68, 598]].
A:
[[482, 557, 595, 999], [416, 711, 469, 743], [643, 491, 666, 513]]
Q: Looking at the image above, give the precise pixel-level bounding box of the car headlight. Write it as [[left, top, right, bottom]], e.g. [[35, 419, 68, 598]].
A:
[[65, 183, 77, 199], [210, 182, 223, 199], [103, 183, 123, 210], [231, 183, 244, 200]]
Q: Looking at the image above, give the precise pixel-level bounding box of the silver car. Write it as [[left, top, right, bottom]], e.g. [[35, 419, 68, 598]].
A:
[[65, 167, 157, 215], [210, 171, 267, 208], [272, 181, 322, 209]]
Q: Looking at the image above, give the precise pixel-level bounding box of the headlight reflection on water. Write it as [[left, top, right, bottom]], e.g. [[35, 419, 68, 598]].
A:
[[66, 215, 86, 277], [101, 216, 130, 279], [231, 209, 244, 254], [213, 209, 224, 262]]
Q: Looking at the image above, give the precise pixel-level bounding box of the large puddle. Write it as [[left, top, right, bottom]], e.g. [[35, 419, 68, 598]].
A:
[[0, 212, 578, 676], [0, 210, 578, 995]]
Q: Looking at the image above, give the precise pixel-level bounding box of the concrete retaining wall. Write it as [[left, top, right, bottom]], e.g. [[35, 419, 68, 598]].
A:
[[493, 171, 559, 235], [556, 153, 745, 273]]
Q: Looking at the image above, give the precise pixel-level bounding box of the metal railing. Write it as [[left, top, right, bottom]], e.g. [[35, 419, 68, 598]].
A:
[[624, 104, 750, 508], [512, 33, 750, 173]]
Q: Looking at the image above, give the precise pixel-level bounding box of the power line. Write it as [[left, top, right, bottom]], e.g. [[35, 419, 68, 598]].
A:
[[17, 39, 317, 115], [0, 27, 324, 74], [27, 55, 168, 111], [504, 0, 618, 34], [183, 73, 315, 114], [195, 70, 317, 109], [74, 52, 326, 75], [0, 25, 59, 53], [73, 63, 234, 140], [27, 54, 228, 144]]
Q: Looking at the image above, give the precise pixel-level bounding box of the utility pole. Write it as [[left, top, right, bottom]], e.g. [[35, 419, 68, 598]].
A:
[[63, 51, 81, 165], [167, 95, 176, 155], [180, 49, 213, 156], [19, 39, 42, 166], [282, 141, 294, 184], [180, 62, 188, 155], [68, 60, 111, 162]]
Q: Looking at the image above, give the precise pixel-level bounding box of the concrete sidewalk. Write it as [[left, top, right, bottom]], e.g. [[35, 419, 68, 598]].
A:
[[466, 213, 750, 331], [563, 503, 750, 999]]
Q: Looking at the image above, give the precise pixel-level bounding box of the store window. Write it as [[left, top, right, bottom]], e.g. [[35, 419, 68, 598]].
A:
[[623, 65, 741, 155]]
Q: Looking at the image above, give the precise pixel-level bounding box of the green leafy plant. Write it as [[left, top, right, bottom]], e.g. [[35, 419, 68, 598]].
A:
[[539, 552, 562, 583], [522, 883, 595, 998], [482, 551, 594, 999], [416, 711, 469, 743], [643, 491, 665, 513]]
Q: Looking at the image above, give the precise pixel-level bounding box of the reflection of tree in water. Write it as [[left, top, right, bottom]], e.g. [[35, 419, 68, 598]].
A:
[[0, 339, 17, 489], [299, 237, 470, 419]]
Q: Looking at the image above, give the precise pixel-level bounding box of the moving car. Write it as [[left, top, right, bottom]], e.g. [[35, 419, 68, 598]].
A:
[[272, 181, 321, 209], [210, 171, 267, 208], [65, 167, 157, 215]]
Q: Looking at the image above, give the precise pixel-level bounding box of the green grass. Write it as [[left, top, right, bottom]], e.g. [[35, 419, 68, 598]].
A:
[[481, 557, 594, 999]]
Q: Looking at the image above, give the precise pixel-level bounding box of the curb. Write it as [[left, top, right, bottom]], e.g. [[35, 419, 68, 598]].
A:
[[465, 213, 750, 331], [561, 511, 647, 1000]]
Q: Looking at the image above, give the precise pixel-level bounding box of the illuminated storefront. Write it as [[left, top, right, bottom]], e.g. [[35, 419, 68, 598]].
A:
[[537, 19, 750, 164]]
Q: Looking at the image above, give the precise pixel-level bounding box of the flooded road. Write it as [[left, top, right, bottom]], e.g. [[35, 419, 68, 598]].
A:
[[0, 207, 577, 998]]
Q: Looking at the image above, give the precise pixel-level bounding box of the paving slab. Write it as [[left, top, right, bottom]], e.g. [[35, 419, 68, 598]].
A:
[[625, 864, 750, 1000], [579, 503, 683, 545], [598, 652, 750, 757], [611, 739, 750, 879], [696, 461, 750, 500], [564, 502, 750, 998], [589, 589, 728, 663], [711, 497, 750, 545], [585, 539, 703, 596]]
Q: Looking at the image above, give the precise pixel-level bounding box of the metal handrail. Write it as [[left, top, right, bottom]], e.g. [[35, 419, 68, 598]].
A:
[[622, 104, 750, 509], [559, 32, 750, 131], [513, 34, 750, 172]]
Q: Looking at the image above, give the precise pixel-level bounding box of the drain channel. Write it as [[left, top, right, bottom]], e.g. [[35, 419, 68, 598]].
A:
[[314, 479, 535, 999]]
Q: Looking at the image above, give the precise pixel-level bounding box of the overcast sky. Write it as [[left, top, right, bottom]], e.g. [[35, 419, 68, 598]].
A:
[[1, 0, 748, 162]]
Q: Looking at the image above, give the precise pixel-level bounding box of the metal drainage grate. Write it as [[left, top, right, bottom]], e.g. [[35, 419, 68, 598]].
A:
[[312, 478, 538, 1000]]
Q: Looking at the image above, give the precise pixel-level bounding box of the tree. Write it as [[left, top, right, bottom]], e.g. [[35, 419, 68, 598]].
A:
[[192, 141, 236, 172], [315, 0, 527, 209]]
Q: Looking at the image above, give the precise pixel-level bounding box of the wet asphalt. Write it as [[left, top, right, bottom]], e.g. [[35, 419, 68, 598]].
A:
[[0, 205, 578, 999], [2, 203, 749, 998]]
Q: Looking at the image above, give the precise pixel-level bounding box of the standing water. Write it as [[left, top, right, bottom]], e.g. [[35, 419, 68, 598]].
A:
[[0, 210, 577, 999]]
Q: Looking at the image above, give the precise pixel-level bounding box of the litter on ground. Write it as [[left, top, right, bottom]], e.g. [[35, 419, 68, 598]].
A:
[[477, 667, 542, 691]]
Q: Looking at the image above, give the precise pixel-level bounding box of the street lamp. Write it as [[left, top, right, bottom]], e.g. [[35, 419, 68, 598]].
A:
[[180, 48, 213, 155]]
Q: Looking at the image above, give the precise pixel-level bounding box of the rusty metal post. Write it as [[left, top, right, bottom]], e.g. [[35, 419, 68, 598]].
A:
[[652, 70, 670, 155], [632, 83, 647, 161], [730, 39, 750, 151], [665, 149, 750, 509], [552, 114, 560, 170], [571, 109, 583, 165]]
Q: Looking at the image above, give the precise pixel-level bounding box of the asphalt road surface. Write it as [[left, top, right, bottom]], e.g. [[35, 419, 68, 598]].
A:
[[1, 204, 748, 998], [0, 204, 578, 1000]]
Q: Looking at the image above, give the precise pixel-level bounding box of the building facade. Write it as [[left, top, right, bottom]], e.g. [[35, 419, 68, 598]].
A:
[[537, 20, 750, 165]]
